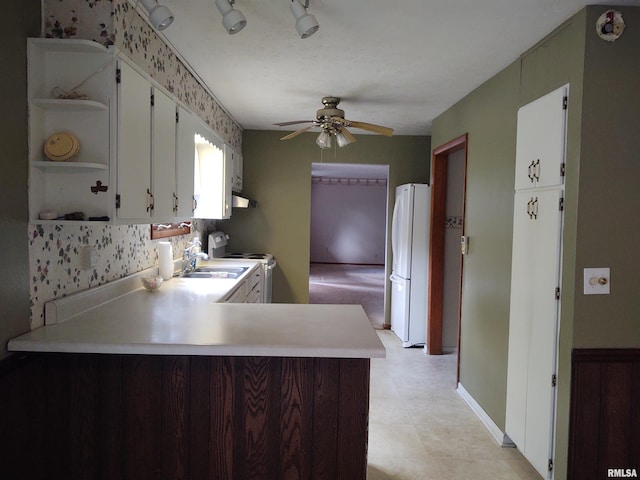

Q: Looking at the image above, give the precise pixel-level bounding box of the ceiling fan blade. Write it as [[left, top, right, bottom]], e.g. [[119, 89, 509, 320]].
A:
[[340, 126, 357, 144], [347, 120, 394, 137], [280, 124, 314, 140], [274, 120, 315, 126]]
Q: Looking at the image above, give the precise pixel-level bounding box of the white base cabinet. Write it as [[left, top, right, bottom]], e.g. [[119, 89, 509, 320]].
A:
[[505, 84, 568, 479], [222, 266, 263, 303]]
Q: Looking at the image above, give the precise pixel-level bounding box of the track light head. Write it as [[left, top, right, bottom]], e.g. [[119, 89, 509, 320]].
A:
[[139, 0, 174, 31], [290, 0, 319, 39], [215, 0, 247, 34]]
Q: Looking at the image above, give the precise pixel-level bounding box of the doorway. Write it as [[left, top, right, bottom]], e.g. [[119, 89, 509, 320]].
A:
[[427, 134, 468, 373], [308, 163, 390, 329]]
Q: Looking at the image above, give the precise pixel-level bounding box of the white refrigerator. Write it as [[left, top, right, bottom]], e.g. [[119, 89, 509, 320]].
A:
[[389, 183, 430, 347]]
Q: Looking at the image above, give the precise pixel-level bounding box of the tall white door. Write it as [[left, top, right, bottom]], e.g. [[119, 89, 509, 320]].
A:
[[506, 84, 568, 479], [506, 189, 563, 476]]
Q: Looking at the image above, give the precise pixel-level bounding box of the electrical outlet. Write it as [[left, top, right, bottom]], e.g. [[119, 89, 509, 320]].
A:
[[82, 246, 98, 270], [583, 267, 610, 295]]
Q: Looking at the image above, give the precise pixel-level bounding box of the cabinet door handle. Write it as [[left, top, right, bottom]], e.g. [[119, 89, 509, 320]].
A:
[[146, 188, 154, 212], [192, 196, 197, 212], [532, 196, 538, 219], [528, 161, 534, 182], [173, 193, 178, 213], [532, 159, 540, 182], [526, 198, 534, 218]]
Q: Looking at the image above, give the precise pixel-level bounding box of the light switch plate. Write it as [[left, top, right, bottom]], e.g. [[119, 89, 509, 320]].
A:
[[583, 267, 610, 295]]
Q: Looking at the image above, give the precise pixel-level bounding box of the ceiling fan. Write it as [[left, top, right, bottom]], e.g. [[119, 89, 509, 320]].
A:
[[274, 96, 394, 148]]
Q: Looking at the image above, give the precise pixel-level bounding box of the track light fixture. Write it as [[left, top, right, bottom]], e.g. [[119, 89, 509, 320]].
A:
[[139, 0, 174, 31], [215, 0, 247, 34], [290, 0, 320, 39]]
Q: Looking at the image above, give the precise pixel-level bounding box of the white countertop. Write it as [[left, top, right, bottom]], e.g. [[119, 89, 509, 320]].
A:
[[9, 263, 385, 359]]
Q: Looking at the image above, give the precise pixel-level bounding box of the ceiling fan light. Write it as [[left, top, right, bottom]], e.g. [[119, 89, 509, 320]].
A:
[[316, 131, 331, 149], [215, 0, 247, 34], [139, 0, 174, 30], [290, 0, 319, 39], [335, 131, 351, 148]]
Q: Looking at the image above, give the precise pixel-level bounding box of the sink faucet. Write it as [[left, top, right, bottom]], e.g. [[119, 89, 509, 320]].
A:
[[182, 238, 209, 275]]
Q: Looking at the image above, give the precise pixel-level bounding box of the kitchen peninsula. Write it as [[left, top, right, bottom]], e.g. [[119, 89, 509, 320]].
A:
[[2, 269, 385, 480]]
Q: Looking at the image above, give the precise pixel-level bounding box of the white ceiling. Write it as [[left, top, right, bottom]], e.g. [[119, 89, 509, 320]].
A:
[[156, 0, 636, 137]]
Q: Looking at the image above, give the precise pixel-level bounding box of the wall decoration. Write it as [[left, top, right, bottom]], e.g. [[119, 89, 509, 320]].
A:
[[43, 0, 241, 148], [445, 216, 463, 229], [596, 9, 625, 42]]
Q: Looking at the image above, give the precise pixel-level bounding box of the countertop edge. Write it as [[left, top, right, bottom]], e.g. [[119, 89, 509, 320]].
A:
[[8, 339, 386, 359]]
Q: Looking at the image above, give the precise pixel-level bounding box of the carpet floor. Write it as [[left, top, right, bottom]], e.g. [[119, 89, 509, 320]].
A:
[[308, 263, 386, 329]]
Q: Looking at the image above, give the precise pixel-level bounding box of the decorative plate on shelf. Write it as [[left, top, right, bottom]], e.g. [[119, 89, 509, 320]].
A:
[[44, 131, 80, 161]]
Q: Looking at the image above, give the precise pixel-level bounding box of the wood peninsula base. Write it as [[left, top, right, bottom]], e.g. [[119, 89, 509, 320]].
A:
[[0, 353, 370, 480]]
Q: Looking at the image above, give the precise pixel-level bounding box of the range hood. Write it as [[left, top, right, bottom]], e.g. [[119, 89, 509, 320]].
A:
[[232, 193, 257, 208]]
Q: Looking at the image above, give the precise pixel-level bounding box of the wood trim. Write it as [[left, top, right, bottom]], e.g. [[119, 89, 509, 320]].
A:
[[568, 348, 640, 480], [150, 222, 191, 239], [427, 133, 468, 360]]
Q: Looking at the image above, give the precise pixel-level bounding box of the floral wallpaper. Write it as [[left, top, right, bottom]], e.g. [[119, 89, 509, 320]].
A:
[[29, 220, 215, 328], [28, 0, 232, 328], [44, 0, 242, 149]]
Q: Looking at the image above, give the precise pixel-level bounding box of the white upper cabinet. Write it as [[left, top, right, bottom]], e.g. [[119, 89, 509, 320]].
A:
[[228, 145, 243, 193], [27, 38, 235, 224], [514, 84, 568, 190], [151, 87, 178, 220], [116, 60, 152, 220]]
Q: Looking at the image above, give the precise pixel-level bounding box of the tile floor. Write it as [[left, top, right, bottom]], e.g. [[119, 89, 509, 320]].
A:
[[308, 263, 542, 479], [367, 330, 542, 480]]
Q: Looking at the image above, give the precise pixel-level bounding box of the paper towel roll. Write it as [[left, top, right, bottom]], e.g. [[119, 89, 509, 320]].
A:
[[158, 241, 173, 280]]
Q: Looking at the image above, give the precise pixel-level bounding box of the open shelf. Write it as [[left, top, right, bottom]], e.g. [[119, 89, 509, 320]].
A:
[[31, 98, 108, 111], [32, 161, 108, 173]]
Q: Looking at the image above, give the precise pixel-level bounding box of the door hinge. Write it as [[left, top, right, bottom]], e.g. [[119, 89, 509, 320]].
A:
[[559, 197, 564, 211], [552, 374, 557, 387], [549, 458, 554, 472], [562, 96, 568, 110], [560, 162, 566, 177], [115, 194, 121, 209], [555, 287, 561, 300], [116, 68, 121, 84]]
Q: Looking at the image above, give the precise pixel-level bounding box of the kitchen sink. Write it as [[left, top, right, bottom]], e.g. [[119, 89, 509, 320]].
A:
[[182, 266, 249, 279]]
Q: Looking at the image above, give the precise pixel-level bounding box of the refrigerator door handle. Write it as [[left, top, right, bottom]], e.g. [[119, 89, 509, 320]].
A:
[[389, 273, 402, 283], [391, 199, 400, 262]]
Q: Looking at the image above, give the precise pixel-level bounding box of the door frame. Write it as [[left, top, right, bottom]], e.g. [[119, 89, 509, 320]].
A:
[[426, 133, 468, 368]]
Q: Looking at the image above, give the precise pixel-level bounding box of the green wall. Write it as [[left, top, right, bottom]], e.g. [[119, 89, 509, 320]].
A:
[[573, 6, 640, 347], [220, 130, 430, 322], [433, 6, 640, 478], [0, 0, 40, 359]]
